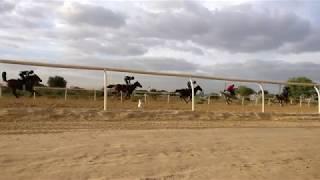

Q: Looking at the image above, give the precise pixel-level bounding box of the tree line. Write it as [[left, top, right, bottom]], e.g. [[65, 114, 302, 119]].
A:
[[43, 75, 317, 98]]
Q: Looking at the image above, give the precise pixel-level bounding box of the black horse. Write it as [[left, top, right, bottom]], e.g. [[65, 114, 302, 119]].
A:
[[175, 85, 203, 103], [274, 87, 290, 106], [274, 94, 289, 106], [2, 72, 42, 98], [107, 81, 142, 98]]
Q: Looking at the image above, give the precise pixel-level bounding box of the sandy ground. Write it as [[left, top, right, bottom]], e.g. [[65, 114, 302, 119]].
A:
[[0, 107, 320, 179], [0, 129, 320, 180]]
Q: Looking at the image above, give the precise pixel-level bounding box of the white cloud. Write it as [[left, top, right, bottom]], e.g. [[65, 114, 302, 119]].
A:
[[59, 2, 126, 28], [0, 0, 320, 90]]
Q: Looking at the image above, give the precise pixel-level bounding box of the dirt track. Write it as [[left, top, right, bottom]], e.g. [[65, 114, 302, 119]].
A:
[[1, 108, 320, 134], [1, 128, 320, 180], [1, 99, 320, 179]]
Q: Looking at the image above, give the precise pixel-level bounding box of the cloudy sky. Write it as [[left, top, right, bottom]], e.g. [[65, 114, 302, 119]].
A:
[[0, 0, 319, 92]]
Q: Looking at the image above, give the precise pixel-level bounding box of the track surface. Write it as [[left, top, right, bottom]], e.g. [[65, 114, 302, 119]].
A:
[[1, 129, 320, 180], [1, 105, 320, 180]]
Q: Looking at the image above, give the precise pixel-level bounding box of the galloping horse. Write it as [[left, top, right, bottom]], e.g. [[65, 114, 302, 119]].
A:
[[274, 87, 290, 106], [220, 90, 237, 104], [274, 94, 289, 106], [175, 85, 203, 103], [107, 81, 142, 98], [2, 72, 42, 98]]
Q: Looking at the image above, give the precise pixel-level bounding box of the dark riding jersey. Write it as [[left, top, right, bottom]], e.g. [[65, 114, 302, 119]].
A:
[[124, 76, 134, 85], [187, 81, 196, 90], [282, 87, 289, 97], [19, 70, 34, 82]]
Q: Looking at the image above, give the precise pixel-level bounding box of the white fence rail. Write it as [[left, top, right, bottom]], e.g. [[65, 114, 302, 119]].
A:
[[1, 59, 319, 113]]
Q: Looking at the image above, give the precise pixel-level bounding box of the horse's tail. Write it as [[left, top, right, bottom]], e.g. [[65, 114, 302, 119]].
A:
[[107, 85, 115, 88], [2, 72, 7, 82]]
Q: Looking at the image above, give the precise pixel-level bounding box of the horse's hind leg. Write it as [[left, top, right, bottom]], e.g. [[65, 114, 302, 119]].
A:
[[12, 89, 19, 98]]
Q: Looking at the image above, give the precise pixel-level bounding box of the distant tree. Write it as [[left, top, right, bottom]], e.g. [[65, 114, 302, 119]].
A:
[[47, 76, 67, 88], [236, 86, 255, 96], [70, 86, 83, 90], [287, 77, 315, 98], [150, 89, 157, 92]]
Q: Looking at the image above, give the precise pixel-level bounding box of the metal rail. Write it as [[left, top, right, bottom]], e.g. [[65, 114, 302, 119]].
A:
[[0, 59, 318, 86]]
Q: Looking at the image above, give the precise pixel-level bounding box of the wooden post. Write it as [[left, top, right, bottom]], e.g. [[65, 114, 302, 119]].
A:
[[33, 92, 36, 100], [257, 84, 265, 113], [241, 96, 244, 106], [314, 86, 320, 114], [255, 96, 258, 106], [144, 94, 147, 104], [190, 78, 195, 111], [64, 88, 68, 101], [104, 70, 107, 111], [0, 85, 2, 98], [208, 96, 211, 105], [299, 96, 302, 108], [94, 89, 97, 101], [167, 94, 170, 104], [120, 91, 123, 103]]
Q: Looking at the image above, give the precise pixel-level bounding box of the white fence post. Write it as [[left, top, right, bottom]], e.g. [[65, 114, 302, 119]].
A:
[[120, 91, 123, 103], [190, 78, 195, 111], [167, 94, 170, 104], [257, 84, 265, 113], [278, 84, 282, 94], [314, 86, 320, 114], [104, 70, 107, 111], [94, 89, 97, 101], [33, 91, 36, 100], [144, 94, 147, 104], [208, 96, 211, 105], [64, 88, 68, 101]]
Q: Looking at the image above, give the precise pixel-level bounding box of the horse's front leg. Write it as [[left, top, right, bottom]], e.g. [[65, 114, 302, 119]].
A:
[[182, 96, 189, 104], [225, 96, 232, 105], [12, 89, 19, 98]]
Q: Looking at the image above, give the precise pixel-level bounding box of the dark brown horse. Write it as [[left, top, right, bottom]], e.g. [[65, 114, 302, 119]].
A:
[[175, 85, 203, 103], [275, 94, 289, 106], [107, 81, 142, 98], [2, 72, 42, 98], [274, 87, 290, 106]]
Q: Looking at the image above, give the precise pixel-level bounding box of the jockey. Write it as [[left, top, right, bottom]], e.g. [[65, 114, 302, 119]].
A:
[[282, 86, 289, 98], [226, 84, 236, 96], [187, 80, 197, 90], [124, 76, 134, 85], [19, 70, 34, 82]]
